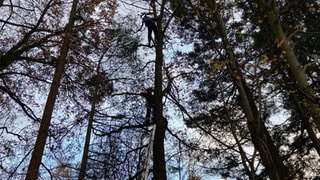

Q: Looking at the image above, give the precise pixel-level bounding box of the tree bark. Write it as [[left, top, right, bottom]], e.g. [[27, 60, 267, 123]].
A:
[[78, 54, 106, 179], [25, 0, 78, 179], [152, 1, 167, 179], [78, 83, 98, 180]]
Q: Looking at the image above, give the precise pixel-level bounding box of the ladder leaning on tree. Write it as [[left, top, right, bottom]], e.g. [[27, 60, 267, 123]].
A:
[[141, 124, 157, 180]]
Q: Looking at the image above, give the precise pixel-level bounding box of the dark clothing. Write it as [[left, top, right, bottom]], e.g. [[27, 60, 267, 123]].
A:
[[142, 15, 158, 46], [140, 90, 155, 125]]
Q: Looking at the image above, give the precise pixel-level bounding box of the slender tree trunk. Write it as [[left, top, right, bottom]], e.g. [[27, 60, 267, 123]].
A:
[[235, 81, 290, 180], [215, 9, 290, 180], [78, 87, 98, 180], [218, 77, 255, 180], [79, 55, 105, 179], [152, 1, 167, 179], [253, 0, 320, 131], [25, 1, 78, 179]]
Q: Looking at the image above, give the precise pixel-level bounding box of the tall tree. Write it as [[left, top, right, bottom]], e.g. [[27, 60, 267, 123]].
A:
[[244, 0, 320, 174], [252, 0, 320, 131], [78, 55, 114, 179], [26, 0, 79, 178], [169, 0, 291, 179], [151, 0, 171, 179]]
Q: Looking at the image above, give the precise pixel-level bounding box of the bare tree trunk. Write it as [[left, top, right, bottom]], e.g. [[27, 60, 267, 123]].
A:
[[253, 0, 320, 131], [78, 111, 94, 179], [153, 21, 167, 180], [78, 55, 105, 179], [152, 1, 167, 179], [78, 81, 98, 180], [25, 0, 78, 179], [218, 76, 256, 180]]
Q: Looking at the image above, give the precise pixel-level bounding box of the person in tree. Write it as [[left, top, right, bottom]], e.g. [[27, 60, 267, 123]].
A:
[[142, 14, 158, 47], [140, 88, 154, 125]]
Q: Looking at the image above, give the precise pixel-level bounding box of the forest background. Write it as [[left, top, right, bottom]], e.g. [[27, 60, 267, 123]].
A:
[[0, 0, 320, 179]]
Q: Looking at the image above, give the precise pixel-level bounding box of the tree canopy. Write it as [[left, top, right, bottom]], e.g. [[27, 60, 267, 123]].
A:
[[0, 0, 319, 179]]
